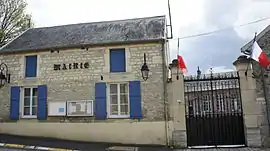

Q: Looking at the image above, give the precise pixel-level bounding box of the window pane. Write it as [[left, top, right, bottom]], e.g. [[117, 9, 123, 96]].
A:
[[120, 84, 127, 93], [110, 105, 118, 115], [120, 94, 128, 104], [32, 107, 37, 115], [23, 107, 30, 116], [33, 88, 38, 96], [24, 88, 30, 97], [120, 105, 129, 115], [24, 97, 30, 106], [110, 84, 117, 94], [110, 95, 118, 104], [32, 97, 37, 106]]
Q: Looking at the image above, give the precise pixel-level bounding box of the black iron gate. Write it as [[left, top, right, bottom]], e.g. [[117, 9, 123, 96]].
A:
[[184, 71, 245, 147]]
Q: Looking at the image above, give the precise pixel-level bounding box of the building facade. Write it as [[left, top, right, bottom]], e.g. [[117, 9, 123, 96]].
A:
[[0, 16, 173, 145], [3, 15, 269, 148], [240, 25, 270, 147]]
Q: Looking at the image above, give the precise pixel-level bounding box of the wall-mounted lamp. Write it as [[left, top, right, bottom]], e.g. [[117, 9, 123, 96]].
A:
[[0, 63, 11, 88], [141, 53, 150, 81]]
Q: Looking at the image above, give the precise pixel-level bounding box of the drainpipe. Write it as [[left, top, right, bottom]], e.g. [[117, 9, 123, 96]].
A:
[[161, 39, 169, 146]]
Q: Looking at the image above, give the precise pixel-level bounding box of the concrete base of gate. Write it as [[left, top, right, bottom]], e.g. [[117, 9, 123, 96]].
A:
[[172, 130, 187, 148], [246, 127, 270, 147], [246, 128, 262, 147]]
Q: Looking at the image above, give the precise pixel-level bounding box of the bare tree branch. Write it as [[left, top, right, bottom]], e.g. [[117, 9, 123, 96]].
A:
[[0, 0, 33, 47]]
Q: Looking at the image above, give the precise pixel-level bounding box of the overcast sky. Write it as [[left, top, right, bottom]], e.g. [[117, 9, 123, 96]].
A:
[[25, 0, 270, 74]]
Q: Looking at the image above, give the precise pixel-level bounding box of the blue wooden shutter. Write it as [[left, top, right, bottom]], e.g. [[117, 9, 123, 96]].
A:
[[110, 49, 126, 72], [25, 55, 37, 77], [37, 85, 47, 120], [129, 81, 142, 119], [10, 86, 20, 120], [95, 82, 107, 119]]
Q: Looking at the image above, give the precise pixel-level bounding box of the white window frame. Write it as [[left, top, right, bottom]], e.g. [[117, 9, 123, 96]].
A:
[[107, 83, 130, 118], [21, 87, 38, 118]]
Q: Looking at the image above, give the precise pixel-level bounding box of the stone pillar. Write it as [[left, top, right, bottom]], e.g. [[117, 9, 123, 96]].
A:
[[168, 66, 186, 147], [233, 55, 267, 147]]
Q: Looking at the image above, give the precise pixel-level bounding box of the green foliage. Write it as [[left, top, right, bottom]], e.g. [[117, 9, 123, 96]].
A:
[[0, 0, 33, 47]]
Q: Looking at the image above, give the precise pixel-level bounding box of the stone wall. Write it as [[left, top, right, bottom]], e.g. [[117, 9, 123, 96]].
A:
[[234, 56, 270, 147], [0, 42, 168, 122], [250, 31, 270, 147], [251, 61, 270, 147]]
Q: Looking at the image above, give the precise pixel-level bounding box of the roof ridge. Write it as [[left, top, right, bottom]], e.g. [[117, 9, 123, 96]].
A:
[[33, 15, 166, 30]]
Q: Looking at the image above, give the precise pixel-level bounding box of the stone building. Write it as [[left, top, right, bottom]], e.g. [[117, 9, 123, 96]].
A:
[[239, 25, 270, 147], [0, 16, 173, 145], [1, 15, 269, 149]]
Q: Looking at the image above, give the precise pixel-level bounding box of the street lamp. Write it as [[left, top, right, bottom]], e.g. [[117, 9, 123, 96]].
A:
[[141, 53, 150, 81], [0, 63, 10, 88]]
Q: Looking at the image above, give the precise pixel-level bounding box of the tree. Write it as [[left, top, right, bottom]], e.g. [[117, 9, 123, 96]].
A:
[[0, 0, 33, 47]]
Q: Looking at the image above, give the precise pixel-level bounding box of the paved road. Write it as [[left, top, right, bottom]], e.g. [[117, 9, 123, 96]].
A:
[[0, 147, 27, 151], [1, 147, 270, 151], [175, 148, 270, 151]]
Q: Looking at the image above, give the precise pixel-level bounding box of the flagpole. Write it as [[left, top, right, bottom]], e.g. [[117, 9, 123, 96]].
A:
[[245, 32, 257, 76], [176, 38, 180, 80]]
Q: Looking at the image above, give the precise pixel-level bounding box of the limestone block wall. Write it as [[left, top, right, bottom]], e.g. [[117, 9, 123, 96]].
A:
[[234, 56, 270, 147], [251, 61, 270, 147], [0, 42, 167, 122]]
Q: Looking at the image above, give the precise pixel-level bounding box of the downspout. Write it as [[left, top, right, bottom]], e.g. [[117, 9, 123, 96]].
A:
[[161, 40, 169, 146]]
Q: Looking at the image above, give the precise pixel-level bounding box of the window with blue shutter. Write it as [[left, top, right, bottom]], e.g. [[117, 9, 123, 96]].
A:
[[129, 81, 142, 119], [37, 85, 47, 120], [25, 55, 37, 77], [10, 86, 20, 120], [95, 82, 107, 119], [110, 49, 126, 72]]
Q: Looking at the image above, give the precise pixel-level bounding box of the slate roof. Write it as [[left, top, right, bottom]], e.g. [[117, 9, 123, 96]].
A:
[[0, 15, 166, 53]]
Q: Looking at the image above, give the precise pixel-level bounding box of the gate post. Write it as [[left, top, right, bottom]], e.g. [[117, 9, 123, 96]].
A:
[[233, 55, 267, 147], [168, 64, 187, 147]]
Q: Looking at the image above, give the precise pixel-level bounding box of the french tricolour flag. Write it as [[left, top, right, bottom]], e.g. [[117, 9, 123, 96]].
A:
[[250, 41, 270, 68], [177, 55, 188, 73]]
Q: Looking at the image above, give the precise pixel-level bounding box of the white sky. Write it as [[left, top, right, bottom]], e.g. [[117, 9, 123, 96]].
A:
[[25, 0, 270, 74]]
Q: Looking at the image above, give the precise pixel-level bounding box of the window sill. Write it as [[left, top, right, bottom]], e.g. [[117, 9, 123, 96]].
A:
[[110, 71, 126, 73], [108, 115, 130, 119], [24, 77, 37, 79], [21, 116, 37, 119]]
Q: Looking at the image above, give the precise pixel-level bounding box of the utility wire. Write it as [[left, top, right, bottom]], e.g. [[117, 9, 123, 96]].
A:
[[170, 16, 270, 41]]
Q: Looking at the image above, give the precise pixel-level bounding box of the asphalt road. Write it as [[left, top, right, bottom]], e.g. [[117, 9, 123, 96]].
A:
[[0, 147, 27, 151]]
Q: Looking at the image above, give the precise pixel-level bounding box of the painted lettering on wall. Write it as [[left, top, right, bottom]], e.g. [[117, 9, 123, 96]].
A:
[[53, 62, 90, 70]]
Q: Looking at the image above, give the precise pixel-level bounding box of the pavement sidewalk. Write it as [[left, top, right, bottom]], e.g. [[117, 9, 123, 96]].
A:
[[0, 134, 172, 151], [1, 134, 269, 151]]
